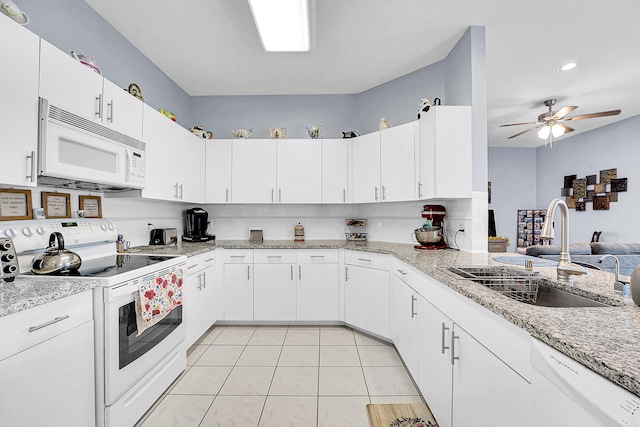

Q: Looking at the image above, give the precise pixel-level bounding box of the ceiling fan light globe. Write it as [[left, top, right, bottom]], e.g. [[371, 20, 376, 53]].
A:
[[551, 123, 565, 138], [537, 125, 551, 139]]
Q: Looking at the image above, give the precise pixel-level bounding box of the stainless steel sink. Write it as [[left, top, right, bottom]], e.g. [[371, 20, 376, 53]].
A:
[[443, 266, 612, 308]]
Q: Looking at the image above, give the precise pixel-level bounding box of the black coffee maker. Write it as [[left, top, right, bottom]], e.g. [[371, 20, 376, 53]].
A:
[[182, 207, 215, 242]]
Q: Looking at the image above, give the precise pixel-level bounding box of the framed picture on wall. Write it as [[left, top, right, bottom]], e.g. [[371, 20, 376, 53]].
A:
[[79, 195, 102, 218], [0, 188, 33, 221], [42, 192, 71, 218]]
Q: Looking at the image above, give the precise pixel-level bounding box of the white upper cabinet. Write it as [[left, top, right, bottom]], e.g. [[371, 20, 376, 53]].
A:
[[141, 104, 204, 202], [232, 139, 277, 204], [321, 139, 348, 203], [101, 78, 144, 139], [276, 139, 322, 204], [39, 39, 143, 139], [351, 132, 381, 203], [205, 140, 233, 203], [380, 122, 417, 202], [418, 106, 472, 199], [0, 15, 40, 187]]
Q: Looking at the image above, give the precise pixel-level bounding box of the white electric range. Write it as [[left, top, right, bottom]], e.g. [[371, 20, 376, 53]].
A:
[[6, 218, 187, 427]]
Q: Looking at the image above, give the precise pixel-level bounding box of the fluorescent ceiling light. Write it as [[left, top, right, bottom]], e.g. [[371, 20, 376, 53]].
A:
[[248, 0, 310, 52], [557, 62, 577, 72]]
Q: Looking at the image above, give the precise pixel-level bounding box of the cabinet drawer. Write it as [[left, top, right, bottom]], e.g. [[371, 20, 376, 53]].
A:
[[223, 249, 253, 263], [344, 250, 390, 271], [392, 259, 424, 288], [254, 249, 296, 264], [187, 250, 216, 273], [296, 249, 339, 263], [0, 290, 93, 361]]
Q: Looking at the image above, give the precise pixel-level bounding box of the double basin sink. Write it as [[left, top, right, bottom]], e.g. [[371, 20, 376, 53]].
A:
[[444, 266, 612, 308]]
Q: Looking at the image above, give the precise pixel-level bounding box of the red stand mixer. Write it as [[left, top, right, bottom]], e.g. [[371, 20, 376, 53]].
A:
[[414, 204, 447, 250]]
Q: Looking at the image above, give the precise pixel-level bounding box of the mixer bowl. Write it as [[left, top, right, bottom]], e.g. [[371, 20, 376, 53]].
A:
[[414, 227, 442, 245]]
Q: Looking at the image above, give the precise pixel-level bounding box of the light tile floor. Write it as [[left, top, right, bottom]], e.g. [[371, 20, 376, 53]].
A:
[[135, 325, 424, 427]]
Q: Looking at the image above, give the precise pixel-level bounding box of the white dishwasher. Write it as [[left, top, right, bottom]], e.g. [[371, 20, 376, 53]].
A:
[[530, 338, 640, 426]]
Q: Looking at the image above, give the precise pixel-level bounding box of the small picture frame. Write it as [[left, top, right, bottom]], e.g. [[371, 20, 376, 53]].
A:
[[79, 195, 102, 218], [0, 188, 33, 221], [42, 192, 71, 218]]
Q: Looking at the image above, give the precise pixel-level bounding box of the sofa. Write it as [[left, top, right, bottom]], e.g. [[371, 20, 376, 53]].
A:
[[525, 242, 640, 277]]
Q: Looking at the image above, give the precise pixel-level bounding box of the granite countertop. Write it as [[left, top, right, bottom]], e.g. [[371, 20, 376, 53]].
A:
[[0, 276, 98, 318]]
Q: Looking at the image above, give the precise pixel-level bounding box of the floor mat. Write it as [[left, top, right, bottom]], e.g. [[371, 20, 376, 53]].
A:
[[367, 403, 438, 427]]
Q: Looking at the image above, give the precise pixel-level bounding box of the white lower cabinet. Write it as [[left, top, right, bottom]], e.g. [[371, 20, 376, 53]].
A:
[[223, 250, 254, 320], [254, 250, 296, 320], [297, 250, 340, 321], [417, 290, 529, 427], [344, 251, 390, 338], [0, 291, 95, 427], [390, 273, 421, 381], [184, 251, 216, 347]]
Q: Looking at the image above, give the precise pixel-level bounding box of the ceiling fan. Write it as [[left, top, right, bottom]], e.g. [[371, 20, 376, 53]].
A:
[[500, 99, 621, 144]]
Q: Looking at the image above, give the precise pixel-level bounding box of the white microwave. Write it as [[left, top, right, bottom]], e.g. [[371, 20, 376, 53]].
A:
[[38, 98, 145, 192]]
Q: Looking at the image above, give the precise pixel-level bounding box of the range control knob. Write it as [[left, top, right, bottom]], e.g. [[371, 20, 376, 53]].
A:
[[0, 241, 13, 251], [36, 226, 46, 235], [101, 223, 108, 231], [22, 227, 34, 237], [1, 253, 15, 262], [108, 223, 115, 231], [3, 264, 18, 274], [4, 228, 16, 238]]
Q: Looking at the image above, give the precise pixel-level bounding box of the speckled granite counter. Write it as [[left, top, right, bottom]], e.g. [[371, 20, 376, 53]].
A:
[[130, 240, 640, 397], [0, 276, 98, 318]]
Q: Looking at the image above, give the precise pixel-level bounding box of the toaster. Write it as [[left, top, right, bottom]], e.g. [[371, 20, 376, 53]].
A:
[[149, 228, 178, 246]]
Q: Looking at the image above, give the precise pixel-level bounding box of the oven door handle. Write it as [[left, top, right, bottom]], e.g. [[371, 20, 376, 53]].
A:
[[110, 282, 140, 300]]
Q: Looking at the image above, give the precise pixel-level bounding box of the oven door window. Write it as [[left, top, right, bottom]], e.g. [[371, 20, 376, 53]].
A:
[[119, 302, 182, 369]]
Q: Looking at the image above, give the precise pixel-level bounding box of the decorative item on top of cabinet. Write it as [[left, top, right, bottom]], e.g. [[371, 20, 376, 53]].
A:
[[125, 83, 144, 101], [417, 97, 441, 119], [378, 117, 391, 130], [232, 127, 253, 139], [342, 130, 359, 138], [159, 108, 176, 121], [189, 125, 213, 139], [71, 51, 102, 75], [306, 124, 322, 139], [269, 127, 287, 139], [1, 0, 28, 24]]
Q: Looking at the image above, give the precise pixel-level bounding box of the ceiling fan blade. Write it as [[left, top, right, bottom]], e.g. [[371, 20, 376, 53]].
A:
[[500, 121, 538, 127], [563, 110, 621, 121], [508, 124, 543, 139], [552, 106, 577, 120], [557, 123, 574, 134]]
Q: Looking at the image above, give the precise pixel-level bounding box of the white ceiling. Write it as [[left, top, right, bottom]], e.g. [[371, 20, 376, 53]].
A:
[[85, 0, 640, 148]]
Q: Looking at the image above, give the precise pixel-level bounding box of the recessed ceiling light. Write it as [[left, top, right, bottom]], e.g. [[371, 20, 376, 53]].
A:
[[557, 62, 577, 72], [248, 0, 310, 52]]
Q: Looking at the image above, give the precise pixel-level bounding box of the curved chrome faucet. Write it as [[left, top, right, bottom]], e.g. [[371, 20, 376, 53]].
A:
[[598, 254, 628, 293], [540, 198, 587, 284]]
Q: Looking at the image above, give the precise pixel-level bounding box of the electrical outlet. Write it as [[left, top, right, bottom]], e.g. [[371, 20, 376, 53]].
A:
[[459, 223, 465, 232]]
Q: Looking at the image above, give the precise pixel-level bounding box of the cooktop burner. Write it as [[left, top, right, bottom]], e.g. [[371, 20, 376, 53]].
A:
[[25, 254, 177, 278]]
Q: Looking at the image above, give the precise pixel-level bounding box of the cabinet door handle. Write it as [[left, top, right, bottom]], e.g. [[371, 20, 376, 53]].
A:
[[397, 269, 407, 275], [271, 189, 274, 203], [107, 100, 114, 123], [188, 263, 199, 270], [202, 271, 206, 288], [291, 265, 293, 280], [343, 188, 346, 202], [382, 185, 386, 201], [299, 265, 301, 280], [179, 184, 183, 199], [230, 255, 245, 258], [247, 265, 251, 280], [174, 183, 178, 199], [204, 258, 215, 263], [441, 323, 450, 354], [26, 150, 36, 182], [197, 273, 202, 290], [29, 315, 70, 332], [418, 181, 423, 198], [310, 255, 325, 258], [357, 258, 371, 263], [345, 266, 349, 281], [375, 186, 379, 201], [279, 189, 282, 203], [95, 94, 102, 118], [267, 255, 282, 259], [451, 330, 460, 365], [226, 188, 229, 202], [411, 295, 417, 318]]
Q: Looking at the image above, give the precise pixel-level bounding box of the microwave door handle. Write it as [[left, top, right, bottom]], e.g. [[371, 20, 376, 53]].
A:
[[125, 149, 132, 182]]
